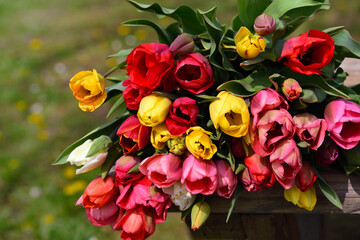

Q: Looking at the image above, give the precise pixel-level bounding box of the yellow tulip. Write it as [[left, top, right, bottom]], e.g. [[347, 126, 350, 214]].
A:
[[235, 26, 266, 59], [209, 91, 250, 138], [69, 69, 107, 112], [186, 126, 217, 160], [151, 124, 172, 150], [137, 94, 172, 127], [284, 185, 317, 211]]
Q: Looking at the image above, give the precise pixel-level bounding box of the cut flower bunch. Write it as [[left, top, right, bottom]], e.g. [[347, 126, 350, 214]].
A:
[[55, 0, 360, 239]]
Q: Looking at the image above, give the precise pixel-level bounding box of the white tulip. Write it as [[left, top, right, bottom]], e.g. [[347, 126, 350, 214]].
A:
[[163, 181, 196, 211], [67, 139, 108, 174]]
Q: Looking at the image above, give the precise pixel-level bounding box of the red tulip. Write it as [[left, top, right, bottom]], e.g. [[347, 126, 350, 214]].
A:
[[174, 52, 214, 94], [119, 206, 156, 240], [165, 97, 199, 136], [117, 115, 151, 154], [126, 43, 174, 89], [122, 80, 152, 110], [82, 176, 118, 208], [278, 29, 334, 75], [296, 161, 318, 192], [114, 155, 143, 185], [245, 153, 275, 188]]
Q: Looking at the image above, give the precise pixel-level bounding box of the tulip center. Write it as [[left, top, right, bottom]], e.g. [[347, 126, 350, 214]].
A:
[[268, 122, 283, 138], [176, 65, 201, 81], [298, 47, 314, 66], [175, 108, 191, 121], [225, 111, 242, 125]]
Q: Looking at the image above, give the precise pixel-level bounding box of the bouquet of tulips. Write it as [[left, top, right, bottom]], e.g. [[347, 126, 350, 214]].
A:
[[55, 0, 360, 239]]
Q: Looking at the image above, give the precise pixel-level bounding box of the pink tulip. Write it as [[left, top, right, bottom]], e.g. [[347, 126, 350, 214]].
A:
[[296, 161, 318, 192], [119, 206, 156, 240], [215, 160, 237, 198], [115, 155, 143, 186], [85, 201, 120, 227], [270, 139, 302, 189], [325, 99, 360, 149], [313, 140, 339, 167], [238, 168, 263, 192], [181, 154, 218, 195], [253, 109, 295, 156], [244, 153, 275, 188], [139, 153, 182, 188], [251, 88, 289, 129], [293, 113, 327, 150], [82, 176, 118, 209]]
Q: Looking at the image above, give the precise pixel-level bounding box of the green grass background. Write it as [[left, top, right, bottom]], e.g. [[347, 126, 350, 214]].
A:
[[0, 0, 359, 239]]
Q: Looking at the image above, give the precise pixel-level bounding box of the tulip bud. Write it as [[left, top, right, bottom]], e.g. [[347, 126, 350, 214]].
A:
[[169, 33, 195, 55], [296, 161, 318, 192], [191, 201, 211, 231], [67, 139, 108, 174], [282, 78, 302, 101], [167, 137, 187, 155], [313, 140, 339, 167], [253, 14, 276, 36], [284, 185, 317, 211]]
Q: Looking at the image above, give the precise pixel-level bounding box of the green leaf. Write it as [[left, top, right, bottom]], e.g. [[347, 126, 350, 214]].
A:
[[331, 29, 360, 59], [127, 164, 140, 173], [237, 0, 271, 30], [280, 69, 349, 99], [107, 48, 134, 58], [195, 94, 220, 103], [86, 135, 112, 157], [235, 163, 246, 175], [216, 144, 235, 171], [123, 19, 171, 44], [226, 187, 241, 223], [231, 15, 243, 32], [322, 26, 345, 36], [218, 70, 273, 96], [106, 82, 126, 102], [316, 176, 343, 210], [300, 88, 327, 104], [126, 0, 206, 35], [106, 76, 129, 83], [53, 114, 129, 165], [264, 0, 329, 20], [340, 144, 360, 175], [107, 96, 127, 118], [101, 145, 122, 179]]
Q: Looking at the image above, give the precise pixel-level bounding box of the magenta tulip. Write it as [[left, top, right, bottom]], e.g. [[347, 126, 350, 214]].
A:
[[139, 153, 182, 188], [293, 113, 327, 150], [270, 139, 302, 189], [215, 160, 237, 198], [181, 154, 218, 195], [313, 140, 339, 167], [325, 99, 360, 149], [238, 168, 263, 192]]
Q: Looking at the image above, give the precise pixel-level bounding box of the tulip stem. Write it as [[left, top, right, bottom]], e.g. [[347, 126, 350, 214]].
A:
[[104, 61, 127, 78]]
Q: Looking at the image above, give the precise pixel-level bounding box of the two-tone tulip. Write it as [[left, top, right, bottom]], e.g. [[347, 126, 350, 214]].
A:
[[235, 27, 266, 59]]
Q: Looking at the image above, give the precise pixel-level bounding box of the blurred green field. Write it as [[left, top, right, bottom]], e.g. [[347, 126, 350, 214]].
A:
[[0, 0, 359, 239]]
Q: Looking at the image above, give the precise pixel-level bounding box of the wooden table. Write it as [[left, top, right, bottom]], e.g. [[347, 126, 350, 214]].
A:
[[182, 58, 360, 240]]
